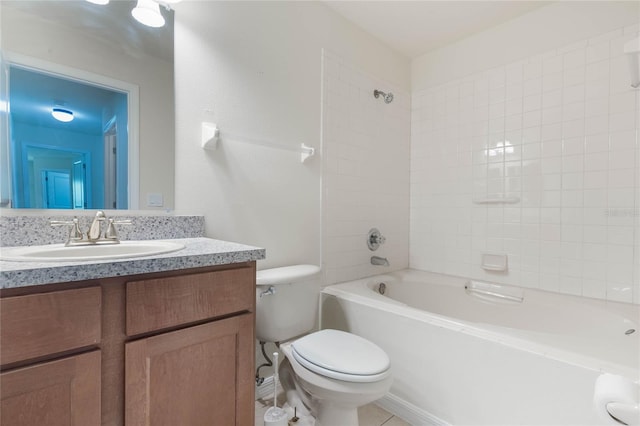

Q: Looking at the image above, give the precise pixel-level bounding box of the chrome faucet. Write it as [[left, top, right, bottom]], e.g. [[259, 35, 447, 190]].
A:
[[87, 211, 107, 241], [371, 256, 390, 266], [50, 211, 131, 246]]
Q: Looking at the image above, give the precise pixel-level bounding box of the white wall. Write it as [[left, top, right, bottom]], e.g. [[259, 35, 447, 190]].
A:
[[410, 2, 640, 303], [174, 1, 409, 269]]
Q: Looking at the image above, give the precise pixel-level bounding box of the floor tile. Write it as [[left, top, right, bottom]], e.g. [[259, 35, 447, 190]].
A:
[[256, 393, 402, 426], [358, 403, 394, 425]]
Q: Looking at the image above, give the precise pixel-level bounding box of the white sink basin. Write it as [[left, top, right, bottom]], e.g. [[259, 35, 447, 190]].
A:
[[0, 240, 185, 262]]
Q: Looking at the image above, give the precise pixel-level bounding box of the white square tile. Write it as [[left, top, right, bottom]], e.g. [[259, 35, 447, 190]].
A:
[[606, 281, 633, 303], [542, 140, 563, 158], [542, 106, 562, 125], [563, 102, 585, 122], [563, 85, 586, 105], [585, 134, 609, 153], [523, 93, 542, 112], [585, 79, 610, 100], [609, 92, 636, 115], [609, 112, 636, 133], [506, 61, 524, 83], [541, 156, 562, 174], [523, 78, 542, 97], [543, 55, 563, 75], [584, 171, 608, 189], [543, 72, 563, 92], [584, 189, 608, 207], [563, 137, 585, 156], [586, 41, 610, 64], [586, 60, 610, 82], [562, 189, 584, 207], [563, 119, 585, 138], [563, 47, 586, 71], [585, 152, 609, 171], [563, 172, 583, 190], [585, 96, 609, 118], [584, 225, 608, 244], [608, 168, 635, 188], [609, 130, 636, 151], [541, 123, 562, 141], [583, 207, 608, 226], [583, 278, 607, 299], [562, 155, 584, 173], [523, 110, 542, 128], [524, 60, 543, 80], [609, 149, 636, 170], [563, 67, 586, 87], [608, 188, 635, 207]]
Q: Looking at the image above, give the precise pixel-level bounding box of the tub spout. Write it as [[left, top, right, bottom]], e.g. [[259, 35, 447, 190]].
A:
[[371, 256, 389, 266]]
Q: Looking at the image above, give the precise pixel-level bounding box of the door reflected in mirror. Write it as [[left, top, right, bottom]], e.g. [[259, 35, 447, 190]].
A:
[[10, 65, 129, 209]]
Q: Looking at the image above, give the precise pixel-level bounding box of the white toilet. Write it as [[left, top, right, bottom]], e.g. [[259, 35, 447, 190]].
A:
[[256, 265, 392, 426]]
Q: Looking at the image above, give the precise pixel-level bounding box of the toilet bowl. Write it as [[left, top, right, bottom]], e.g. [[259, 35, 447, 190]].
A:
[[256, 265, 393, 426], [278, 329, 392, 426]]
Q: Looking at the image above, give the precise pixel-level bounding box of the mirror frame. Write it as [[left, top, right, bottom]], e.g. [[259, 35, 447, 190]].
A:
[[5, 51, 140, 209]]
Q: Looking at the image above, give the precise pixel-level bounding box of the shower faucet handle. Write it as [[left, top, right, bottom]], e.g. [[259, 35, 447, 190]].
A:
[[367, 228, 386, 251]]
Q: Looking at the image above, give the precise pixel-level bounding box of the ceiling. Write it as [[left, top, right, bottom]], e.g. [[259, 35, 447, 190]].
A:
[[2, 0, 174, 63], [10, 66, 125, 135], [324, 1, 552, 58]]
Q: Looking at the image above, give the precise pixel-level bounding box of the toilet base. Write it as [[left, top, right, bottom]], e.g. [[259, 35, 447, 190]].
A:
[[316, 403, 358, 426]]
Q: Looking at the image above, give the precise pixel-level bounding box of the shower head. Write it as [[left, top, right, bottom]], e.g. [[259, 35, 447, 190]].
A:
[[373, 89, 393, 104]]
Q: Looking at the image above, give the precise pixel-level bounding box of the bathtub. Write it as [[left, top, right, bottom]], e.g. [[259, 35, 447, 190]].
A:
[[320, 269, 640, 425]]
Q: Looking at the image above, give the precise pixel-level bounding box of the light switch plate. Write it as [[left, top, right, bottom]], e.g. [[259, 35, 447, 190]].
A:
[[147, 193, 164, 207]]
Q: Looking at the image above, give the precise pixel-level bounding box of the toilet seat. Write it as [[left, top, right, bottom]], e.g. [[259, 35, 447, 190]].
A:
[[291, 329, 391, 383]]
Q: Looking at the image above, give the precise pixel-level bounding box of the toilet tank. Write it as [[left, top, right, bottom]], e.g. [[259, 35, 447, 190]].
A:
[[255, 265, 321, 343]]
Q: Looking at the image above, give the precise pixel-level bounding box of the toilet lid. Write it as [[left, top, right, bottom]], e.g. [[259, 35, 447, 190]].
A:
[[291, 329, 391, 383]]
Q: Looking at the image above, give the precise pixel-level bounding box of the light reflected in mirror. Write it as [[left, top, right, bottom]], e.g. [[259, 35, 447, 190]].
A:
[[0, 0, 175, 210]]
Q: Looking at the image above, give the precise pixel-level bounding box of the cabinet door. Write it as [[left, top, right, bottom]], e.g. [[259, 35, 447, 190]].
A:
[[125, 313, 254, 426], [0, 351, 101, 426]]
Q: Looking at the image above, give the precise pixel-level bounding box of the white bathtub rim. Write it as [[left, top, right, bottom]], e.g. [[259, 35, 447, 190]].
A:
[[322, 271, 639, 381]]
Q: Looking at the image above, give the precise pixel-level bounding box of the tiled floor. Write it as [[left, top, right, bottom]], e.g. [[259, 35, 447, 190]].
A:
[[255, 391, 410, 426]]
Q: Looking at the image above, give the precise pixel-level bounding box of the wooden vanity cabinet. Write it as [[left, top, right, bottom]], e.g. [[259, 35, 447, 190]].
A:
[[0, 287, 102, 426], [125, 314, 254, 426], [124, 266, 256, 426], [0, 261, 256, 426]]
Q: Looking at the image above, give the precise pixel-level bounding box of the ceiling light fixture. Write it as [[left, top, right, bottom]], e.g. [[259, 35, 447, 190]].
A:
[[86, 0, 110, 5], [132, 0, 165, 28], [51, 107, 74, 123]]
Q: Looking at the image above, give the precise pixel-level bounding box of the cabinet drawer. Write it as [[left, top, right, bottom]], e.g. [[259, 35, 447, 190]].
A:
[[1, 287, 102, 366], [126, 265, 255, 336], [1, 350, 101, 426]]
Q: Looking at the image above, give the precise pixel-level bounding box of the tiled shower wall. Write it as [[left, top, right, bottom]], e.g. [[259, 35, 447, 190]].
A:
[[322, 50, 411, 285], [411, 25, 640, 303]]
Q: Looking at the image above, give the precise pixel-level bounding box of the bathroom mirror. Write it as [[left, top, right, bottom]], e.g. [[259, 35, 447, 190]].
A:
[[0, 0, 175, 210]]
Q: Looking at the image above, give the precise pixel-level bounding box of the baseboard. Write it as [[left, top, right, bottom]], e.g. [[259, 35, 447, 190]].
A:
[[255, 375, 275, 400], [376, 393, 448, 426]]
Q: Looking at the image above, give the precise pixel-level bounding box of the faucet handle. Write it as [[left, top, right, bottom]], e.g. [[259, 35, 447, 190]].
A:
[[367, 228, 386, 251], [105, 218, 132, 240], [50, 218, 83, 242]]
